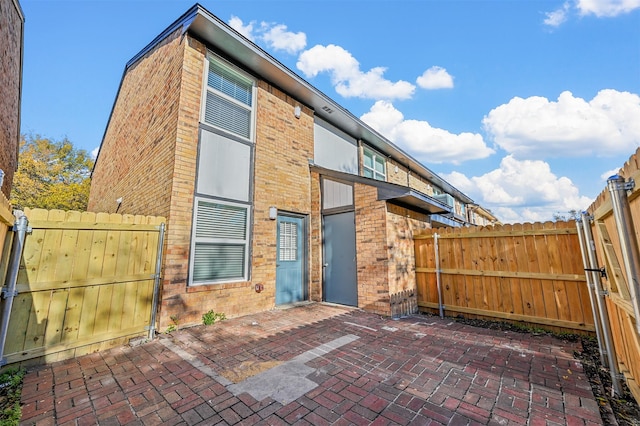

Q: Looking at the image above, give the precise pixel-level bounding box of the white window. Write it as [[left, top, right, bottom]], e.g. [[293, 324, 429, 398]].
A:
[[278, 221, 298, 262], [191, 55, 255, 286], [363, 147, 386, 181], [202, 55, 254, 140], [190, 199, 250, 284]]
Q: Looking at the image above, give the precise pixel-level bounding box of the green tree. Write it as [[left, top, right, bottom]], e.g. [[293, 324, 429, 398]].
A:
[[552, 209, 581, 222], [10, 135, 94, 211]]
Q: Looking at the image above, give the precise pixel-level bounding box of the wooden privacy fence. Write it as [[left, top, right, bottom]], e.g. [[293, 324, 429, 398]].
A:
[[414, 221, 595, 334], [1, 208, 165, 366], [584, 148, 640, 403]]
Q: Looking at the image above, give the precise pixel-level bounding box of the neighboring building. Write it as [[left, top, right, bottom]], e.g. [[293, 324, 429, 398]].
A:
[[89, 4, 498, 327], [0, 0, 24, 198]]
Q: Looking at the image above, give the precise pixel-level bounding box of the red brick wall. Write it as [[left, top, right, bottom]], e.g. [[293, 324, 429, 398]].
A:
[[88, 29, 186, 217], [0, 0, 23, 198], [165, 81, 315, 327], [309, 172, 323, 302], [354, 183, 390, 315], [90, 29, 320, 328], [386, 204, 430, 295]]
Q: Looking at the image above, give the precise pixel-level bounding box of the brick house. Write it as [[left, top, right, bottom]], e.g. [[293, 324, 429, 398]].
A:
[[0, 0, 24, 198], [89, 4, 498, 328]]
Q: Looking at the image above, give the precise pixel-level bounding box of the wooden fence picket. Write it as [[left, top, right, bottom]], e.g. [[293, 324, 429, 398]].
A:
[[2, 208, 165, 366]]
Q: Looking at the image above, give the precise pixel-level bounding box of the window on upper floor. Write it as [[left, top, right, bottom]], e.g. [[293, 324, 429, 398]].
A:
[[202, 55, 255, 141], [363, 147, 386, 181]]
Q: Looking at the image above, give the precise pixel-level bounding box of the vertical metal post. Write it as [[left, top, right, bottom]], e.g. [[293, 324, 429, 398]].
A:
[[608, 175, 640, 336], [581, 212, 623, 396], [148, 222, 166, 340], [575, 216, 607, 367], [0, 215, 30, 366], [434, 233, 444, 319]]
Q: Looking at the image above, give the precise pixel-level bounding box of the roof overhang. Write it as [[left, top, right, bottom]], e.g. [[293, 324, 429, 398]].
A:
[[122, 4, 474, 205], [430, 214, 464, 228], [311, 165, 452, 216]]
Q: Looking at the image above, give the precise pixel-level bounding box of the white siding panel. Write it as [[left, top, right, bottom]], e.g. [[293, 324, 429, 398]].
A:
[[197, 130, 251, 202], [323, 179, 353, 210], [314, 118, 358, 174]]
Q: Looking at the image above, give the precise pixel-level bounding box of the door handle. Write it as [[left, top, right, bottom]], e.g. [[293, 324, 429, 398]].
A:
[[323, 263, 329, 267]]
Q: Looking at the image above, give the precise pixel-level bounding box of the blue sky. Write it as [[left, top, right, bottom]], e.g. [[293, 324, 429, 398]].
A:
[[18, 0, 640, 223]]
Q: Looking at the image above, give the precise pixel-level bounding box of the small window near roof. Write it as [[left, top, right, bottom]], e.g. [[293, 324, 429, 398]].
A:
[[363, 147, 386, 181]]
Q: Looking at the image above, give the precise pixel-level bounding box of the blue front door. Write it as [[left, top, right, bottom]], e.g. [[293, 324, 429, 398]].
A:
[[275, 214, 305, 305]]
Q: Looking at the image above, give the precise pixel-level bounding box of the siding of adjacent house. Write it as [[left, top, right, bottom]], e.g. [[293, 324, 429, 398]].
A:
[[0, 0, 24, 198]]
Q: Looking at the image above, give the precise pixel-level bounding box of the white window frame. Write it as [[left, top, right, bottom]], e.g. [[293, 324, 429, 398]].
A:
[[201, 53, 256, 142], [363, 146, 386, 181], [189, 197, 251, 285]]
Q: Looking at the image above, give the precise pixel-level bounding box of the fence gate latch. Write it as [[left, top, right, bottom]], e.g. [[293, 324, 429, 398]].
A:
[[1, 287, 18, 299], [584, 267, 607, 278], [624, 178, 635, 192]]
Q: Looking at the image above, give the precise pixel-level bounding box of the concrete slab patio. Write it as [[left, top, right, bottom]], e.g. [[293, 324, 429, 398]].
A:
[[19, 303, 605, 425]]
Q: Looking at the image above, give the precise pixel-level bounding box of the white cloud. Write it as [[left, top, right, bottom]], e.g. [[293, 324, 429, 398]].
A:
[[361, 101, 494, 164], [90, 147, 99, 159], [416, 66, 454, 90], [601, 167, 621, 181], [228, 16, 256, 41], [483, 89, 640, 159], [297, 45, 415, 100], [261, 23, 307, 54], [576, 0, 640, 17], [544, 2, 571, 27], [228, 17, 306, 54], [441, 156, 593, 223]]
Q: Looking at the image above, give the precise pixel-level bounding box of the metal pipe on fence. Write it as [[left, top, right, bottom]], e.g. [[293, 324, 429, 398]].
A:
[[0, 214, 30, 366], [608, 175, 640, 336], [148, 222, 166, 340], [575, 216, 607, 367], [434, 233, 444, 319], [581, 212, 623, 396]]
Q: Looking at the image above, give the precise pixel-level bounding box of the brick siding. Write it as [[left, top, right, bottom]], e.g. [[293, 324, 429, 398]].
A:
[[0, 0, 23, 198], [354, 183, 390, 315]]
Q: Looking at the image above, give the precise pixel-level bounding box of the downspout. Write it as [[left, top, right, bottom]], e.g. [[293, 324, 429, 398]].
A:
[[148, 222, 166, 340], [607, 175, 640, 336], [0, 214, 30, 366], [434, 233, 444, 318], [580, 212, 623, 396]]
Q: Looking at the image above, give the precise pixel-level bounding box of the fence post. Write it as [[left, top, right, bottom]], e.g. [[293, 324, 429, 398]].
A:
[[579, 213, 624, 396], [434, 233, 444, 319], [607, 175, 640, 336], [148, 222, 166, 340], [0, 214, 30, 366], [576, 216, 607, 367]]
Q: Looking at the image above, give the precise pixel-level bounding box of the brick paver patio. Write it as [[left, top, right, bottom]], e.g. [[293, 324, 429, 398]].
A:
[[20, 303, 604, 425]]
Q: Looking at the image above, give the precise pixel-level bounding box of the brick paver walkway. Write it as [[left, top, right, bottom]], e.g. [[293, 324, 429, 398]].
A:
[[20, 303, 604, 425]]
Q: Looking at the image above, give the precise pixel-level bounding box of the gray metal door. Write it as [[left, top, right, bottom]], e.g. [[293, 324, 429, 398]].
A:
[[276, 214, 305, 305], [323, 212, 358, 306]]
